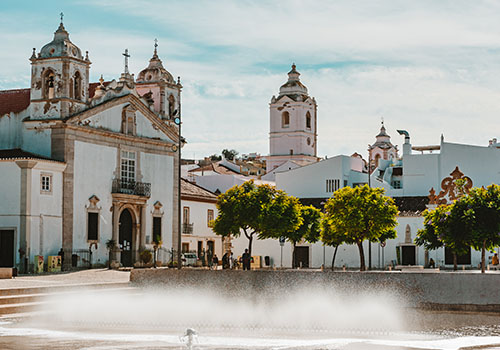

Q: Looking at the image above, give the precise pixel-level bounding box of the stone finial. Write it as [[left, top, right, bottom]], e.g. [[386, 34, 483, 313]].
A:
[[85, 50, 89, 61], [99, 74, 104, 86], [30, 48, 37, 60]]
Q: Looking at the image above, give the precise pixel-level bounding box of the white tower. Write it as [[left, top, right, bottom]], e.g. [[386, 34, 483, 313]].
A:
[[265, 64, 318, 174], [368, 121, 398, 171], [29, 18, 91, 119]]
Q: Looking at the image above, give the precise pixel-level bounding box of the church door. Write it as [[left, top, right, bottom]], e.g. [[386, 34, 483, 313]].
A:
[[401, 246, 416, 265], [119, 209, 133, 267], [0, 230, 15, 268]]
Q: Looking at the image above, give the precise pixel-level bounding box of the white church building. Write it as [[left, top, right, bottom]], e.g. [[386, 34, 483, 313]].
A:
[[0, 20, 182, 271]]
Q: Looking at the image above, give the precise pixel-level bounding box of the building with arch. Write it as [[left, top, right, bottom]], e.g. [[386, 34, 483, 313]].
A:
[[0, 21, 182, 271]]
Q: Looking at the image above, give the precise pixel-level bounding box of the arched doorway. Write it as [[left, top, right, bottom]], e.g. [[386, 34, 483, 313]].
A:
[[119, 209, 133, 267]]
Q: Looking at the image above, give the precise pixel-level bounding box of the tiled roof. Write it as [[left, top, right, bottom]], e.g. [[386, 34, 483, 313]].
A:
[[181, 178, 218, 202], [0, 148, 63, 163], [189, 162, 240, 175], [0, 89, 30, 115]]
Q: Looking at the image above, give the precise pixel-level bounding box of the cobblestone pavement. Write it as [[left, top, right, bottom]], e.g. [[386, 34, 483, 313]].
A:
[[0, 269, 130, 289]]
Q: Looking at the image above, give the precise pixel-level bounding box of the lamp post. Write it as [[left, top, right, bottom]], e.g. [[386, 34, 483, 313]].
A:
[[174, 77, 183, 270], [367, 144, 372, 270]]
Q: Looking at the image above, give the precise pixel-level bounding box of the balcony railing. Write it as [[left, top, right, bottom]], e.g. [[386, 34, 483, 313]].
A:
[[182, 223, 193, 234], [112, 179, 151, 197]]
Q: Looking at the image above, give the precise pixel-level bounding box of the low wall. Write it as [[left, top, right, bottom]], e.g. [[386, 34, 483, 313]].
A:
[[130, 269, 500, 312]]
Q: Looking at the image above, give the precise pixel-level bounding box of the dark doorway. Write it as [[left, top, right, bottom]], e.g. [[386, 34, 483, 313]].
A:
[[295, 246, 309, 268], [119, 209, 133, 267], [0, 230, 14, 267], [401, 245, 416, 265], [445, 247, 471, 265], [197, 241, 203, 258]]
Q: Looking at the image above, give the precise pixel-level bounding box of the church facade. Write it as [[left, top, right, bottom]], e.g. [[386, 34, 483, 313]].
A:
[[0, 21, 181, 271]]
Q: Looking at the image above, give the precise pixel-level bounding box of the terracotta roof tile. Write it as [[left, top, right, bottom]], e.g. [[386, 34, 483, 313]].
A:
[[0, 89, 30, 115], [0, 148, 63, 163], [181, 178, 218, 202]]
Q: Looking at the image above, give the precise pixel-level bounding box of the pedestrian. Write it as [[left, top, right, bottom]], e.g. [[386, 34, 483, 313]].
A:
[[207, 249, 213, 270], [492, 253, 499, 266], [428, 258, 435, 268], [222, 252, 229, 269], [242, 249, 251, 271], [230, 252, 234, 269], [213, 254, 219, 270]]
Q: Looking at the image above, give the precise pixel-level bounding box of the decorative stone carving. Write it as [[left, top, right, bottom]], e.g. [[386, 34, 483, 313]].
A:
[[87, 195, 100, 210], [428, 166, 473, 205]]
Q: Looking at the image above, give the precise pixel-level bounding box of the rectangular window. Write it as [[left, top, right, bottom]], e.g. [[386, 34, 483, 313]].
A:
[[152, 217, 162, 243], [87, 212, 98, 241], [207, 209, 214, 226], [326, 179, 341, 193], [120, 151, 136, 183], [182, 243, 190, 253], [183, 207, 190, 224], [40, 174, 52, 194]]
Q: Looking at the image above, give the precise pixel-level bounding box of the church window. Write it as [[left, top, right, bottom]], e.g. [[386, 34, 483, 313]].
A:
[[306, 111, 311, 129], [282, 111, 290, 128], [374, 154, 381, 167], [87, 212, 99, 241], [120, 150, 136, 185], [307, 137, 311, 146], [121, 105, 137, 135], [40, 173, 52, 194], [290, 149, 293, 155], [168, 94, 176, 118], [152, 216, 162, 244], [74, 71, 82, 100], [43, 70, 56, 99]]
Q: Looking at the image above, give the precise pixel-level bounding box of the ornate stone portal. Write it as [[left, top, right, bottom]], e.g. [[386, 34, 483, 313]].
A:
[[428, 166, 473, 205]]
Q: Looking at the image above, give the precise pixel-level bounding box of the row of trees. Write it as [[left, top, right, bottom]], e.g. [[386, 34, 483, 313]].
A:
[[212, 181, 399, 271], [415, 184, 500, 273]]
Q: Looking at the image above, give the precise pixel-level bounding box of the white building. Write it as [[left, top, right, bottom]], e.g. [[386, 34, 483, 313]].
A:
[[263, 65, 318, 181], [180, 179, 223, 260], [0, 21, 181, 271]]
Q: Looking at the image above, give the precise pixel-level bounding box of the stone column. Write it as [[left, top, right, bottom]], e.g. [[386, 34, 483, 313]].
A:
[[140, 205, 147, 250], [16, 160, 37, 273], [112, 203, 120, 266]]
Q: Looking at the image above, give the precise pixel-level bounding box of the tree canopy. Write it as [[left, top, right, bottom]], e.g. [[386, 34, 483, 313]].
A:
[[322, 185, 398, 271], [212, 181, 302, 256], [222, 149, 238, 161]]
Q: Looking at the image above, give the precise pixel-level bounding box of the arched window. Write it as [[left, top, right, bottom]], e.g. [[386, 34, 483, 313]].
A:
[[69, 78, 74, 99], [282, 111, 290, 128], [43, 70, 56, 99], [168, 94, 176, 118], [306, 111, 311, 129], [74, 71, 81, 100], [374, 154, 381, 167]]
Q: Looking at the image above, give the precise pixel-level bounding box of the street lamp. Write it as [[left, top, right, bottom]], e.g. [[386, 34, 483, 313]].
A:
[[367, 144, 372, 270], [174, 76, 183, 270]]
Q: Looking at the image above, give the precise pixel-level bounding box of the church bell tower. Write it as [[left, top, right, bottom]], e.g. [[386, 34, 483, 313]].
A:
[[29, 16, 91, 119], [265, 64, 318, 174]]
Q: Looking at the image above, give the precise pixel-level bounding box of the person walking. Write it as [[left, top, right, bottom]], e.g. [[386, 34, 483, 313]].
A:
[[222, 252, 229, 269], [230, 252, 234, 269], [242, 249, 251, 271], [213, 254, 219, 270]]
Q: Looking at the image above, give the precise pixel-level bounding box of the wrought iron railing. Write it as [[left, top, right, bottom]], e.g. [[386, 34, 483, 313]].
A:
[[182, 223, 193, 234], [112, 179, 151, 197]]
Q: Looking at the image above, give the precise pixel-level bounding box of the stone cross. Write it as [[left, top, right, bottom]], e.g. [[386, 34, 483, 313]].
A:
[[60, 12, 64, 23], [123, 49, 130, 74]]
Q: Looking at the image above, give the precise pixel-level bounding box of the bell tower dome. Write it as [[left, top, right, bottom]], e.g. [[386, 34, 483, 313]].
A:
[[29, 15, 91, 119], [264, 64, 318, 177]]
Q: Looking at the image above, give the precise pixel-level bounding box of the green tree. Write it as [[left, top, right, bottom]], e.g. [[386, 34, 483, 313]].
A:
[[261, 205, 321, 268], [321, 214, 348, 270], [322, 185, 398, 271], [222, 149, 238, 161], [463, 185, 500, 273], [415, 203, 470, 270], [212, 181, 301, 256]]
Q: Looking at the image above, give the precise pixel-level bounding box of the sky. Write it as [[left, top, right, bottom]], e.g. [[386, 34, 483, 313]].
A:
[[1, 0, 500, 159]]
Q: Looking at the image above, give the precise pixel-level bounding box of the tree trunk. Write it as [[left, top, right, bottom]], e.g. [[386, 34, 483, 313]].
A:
[[247, 233, 253, 257], [357, 242, 366, 271], [292, 242, 296, 269], [453, 252, 457, 271], [331, 245, 339, 271], [481, 239, 486, 274]]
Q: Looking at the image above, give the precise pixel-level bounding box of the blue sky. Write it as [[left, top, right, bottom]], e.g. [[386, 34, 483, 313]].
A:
[[1, 0, 500, 159]]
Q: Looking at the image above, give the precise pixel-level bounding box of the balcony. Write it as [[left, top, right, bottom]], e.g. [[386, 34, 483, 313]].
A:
[[182, 223, 193, 234], [112, 179, 151, 197]]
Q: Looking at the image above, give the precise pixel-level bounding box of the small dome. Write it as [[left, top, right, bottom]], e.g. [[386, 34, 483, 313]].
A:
[[136, 44, 174, 83], [278, 64, 308, 100], [39, 22, 84, 60]]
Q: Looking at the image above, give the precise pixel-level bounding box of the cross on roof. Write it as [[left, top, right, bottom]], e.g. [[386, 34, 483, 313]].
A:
[[122, 49, 130, 74], [60, 12, 64, 23], [154, 38, 158, 56]]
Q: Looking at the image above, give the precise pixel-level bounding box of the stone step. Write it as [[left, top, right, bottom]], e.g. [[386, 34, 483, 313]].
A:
[[0, 281, 130, 297], [0, 301, 41, 315]]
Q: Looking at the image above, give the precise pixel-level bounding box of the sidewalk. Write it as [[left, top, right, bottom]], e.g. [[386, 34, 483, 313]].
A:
[[0, 269, 130, 290]]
